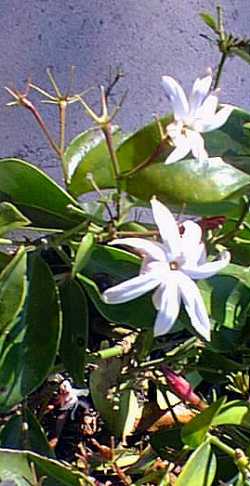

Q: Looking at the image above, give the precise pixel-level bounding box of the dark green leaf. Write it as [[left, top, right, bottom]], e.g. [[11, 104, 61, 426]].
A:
[[198, 350, 245, 384], [78, 245, 155, 329], [0, 159, 86, 229], [90, 357, 139, 438], [79, 274, 155, 329], [0, 256, 61, 411], [175, 441, 216, 486], [181, 397, 226, 448], [59, 279, 88, 384], [0, 202, 30, 235], [0, 409, 54, 457], [200, 12, 219, 32], [150, 427, 183, 460], [198, 263, 250, 330], [66, 128, 122, 196], [72, 232, 95, 277], [0, 247, 27, 334]]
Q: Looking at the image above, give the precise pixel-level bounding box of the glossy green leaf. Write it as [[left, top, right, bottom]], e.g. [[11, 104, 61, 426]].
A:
[[198, 263, 250, 330], [0, 449, 93, 486], [181, 397, 226, 448], [200, 12, 218, 32], [0, 256, 61, 411], [212, 400, 250, 428], [72, 232, 95, 278], [59, 279, 88, 384], [125, 157, 250, 216], [0, 247, 27, 335], [66, 128, 122, 196], [67, 109, 250, 215], [90, 356, 139, 438], [0, 202, 30, 235], [0, 158, 86, 229], [175, 441, 216, 486], [0, 409, 54, 457]]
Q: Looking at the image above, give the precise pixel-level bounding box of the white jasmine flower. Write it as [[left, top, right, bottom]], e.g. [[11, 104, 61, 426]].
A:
[[162, 70, 234, 164], [102, 198, 230, 341]]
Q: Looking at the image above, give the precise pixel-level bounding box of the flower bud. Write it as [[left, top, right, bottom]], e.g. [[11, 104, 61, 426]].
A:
[[161, 365, 207, 411]]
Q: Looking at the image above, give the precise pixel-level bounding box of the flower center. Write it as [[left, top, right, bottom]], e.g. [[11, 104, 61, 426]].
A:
[[170, 261, 179, 270]]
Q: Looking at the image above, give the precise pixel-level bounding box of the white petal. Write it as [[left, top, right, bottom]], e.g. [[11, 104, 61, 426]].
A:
[[102, 272, 160, 304], [181, 221, 204, 265], [189, 73, 213, 115], [109, 237, 168, 262], [152, 283, 165, 310], [195, 94, 218, 121], [182, 250, 230, 280], [186, 129, 208, 161], [153, 278, 181, 336], [165, 133, 191, 164], [151, 197, 182, 261], [178, 272, 210, 340], [161, 76, 189, 120], [199, 105, 234, 133]]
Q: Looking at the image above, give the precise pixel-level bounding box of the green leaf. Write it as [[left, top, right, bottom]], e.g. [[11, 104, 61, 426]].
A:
[[125, 157, 250, 216], [198, 263, 250, 330], [67, 110, 250, 216], [72, 232, 95, 278], [0, 256, 61, 411], [0, 449, 94, 486], [59, 279, 88, 384], [0, 449, 33, 485], [181, 397, 226, 448], [0, 409, 54, 457], [78, 245, 155, 329], [0, 158, 86, 229], [175, 441, 217, 486], [79, 274, 155, 329], [0, 202, 30, 235], [198, 350, 245, 384], [231, 46, 250, 65], [0, 247, 27, 335], [89, 356, 139, 438], [212, 400, 250, 428], [200, 12, 219, 32], [66, 128, 122, 196]]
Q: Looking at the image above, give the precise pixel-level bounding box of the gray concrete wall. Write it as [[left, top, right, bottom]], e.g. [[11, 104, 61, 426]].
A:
[[0, 0, 250, 183]]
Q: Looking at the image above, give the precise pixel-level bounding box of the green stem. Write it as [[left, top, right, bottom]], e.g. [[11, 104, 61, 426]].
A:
[[208, 434, 235, 458], [90, 344, 127, 360], [213, 196, 249, 245], [208, 434, 250, 473], [102, 124, 122, 220], [213, 51, 228, 90]]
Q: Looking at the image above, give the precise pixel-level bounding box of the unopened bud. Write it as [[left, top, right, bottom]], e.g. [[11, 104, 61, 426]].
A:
[[161, 365, 207, 411]]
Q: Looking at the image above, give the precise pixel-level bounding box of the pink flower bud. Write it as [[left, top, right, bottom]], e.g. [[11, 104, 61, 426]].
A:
[[161, 365, 207, 411]]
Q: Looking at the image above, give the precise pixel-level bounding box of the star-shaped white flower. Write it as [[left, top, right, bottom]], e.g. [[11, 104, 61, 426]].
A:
[[102, 198, 230, 341], [162, 70, 234, 164]]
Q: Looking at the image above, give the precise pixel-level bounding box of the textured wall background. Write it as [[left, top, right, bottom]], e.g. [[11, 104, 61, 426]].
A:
[[0, 0, 250, 183]]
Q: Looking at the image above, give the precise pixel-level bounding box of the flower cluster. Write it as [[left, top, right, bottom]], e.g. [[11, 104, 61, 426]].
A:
[[102, 198, 230, 340]]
